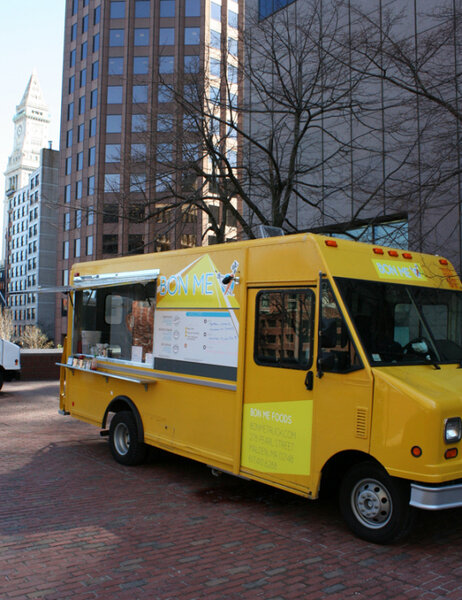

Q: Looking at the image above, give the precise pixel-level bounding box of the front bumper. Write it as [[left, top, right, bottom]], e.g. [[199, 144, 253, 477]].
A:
[[410, 482, 462, 510]]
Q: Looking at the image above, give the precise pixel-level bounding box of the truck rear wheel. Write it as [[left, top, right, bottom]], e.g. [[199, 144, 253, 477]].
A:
[[109, 411, 147, 466], [339, 462, 414, 544]]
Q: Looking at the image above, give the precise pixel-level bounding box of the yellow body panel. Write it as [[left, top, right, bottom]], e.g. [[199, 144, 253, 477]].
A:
[[60, 233, 462, 499]]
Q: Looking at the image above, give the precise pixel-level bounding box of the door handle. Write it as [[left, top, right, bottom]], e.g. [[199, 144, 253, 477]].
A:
[[305, 371, 314, 390]]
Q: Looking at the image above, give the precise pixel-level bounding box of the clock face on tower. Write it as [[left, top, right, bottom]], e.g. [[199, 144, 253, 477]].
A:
[[16, 125, 23, 137]]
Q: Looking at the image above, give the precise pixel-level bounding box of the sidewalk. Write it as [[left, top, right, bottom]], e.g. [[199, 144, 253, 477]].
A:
[[1, 380, 462, 599]]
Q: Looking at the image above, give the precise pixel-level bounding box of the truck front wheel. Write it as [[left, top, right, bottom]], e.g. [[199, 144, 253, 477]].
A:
[[109, 411, 147, 466], [339, 462, 414, 544]]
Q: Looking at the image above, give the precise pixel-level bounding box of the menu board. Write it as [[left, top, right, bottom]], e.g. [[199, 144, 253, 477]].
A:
[[153, 309, 238, 368]]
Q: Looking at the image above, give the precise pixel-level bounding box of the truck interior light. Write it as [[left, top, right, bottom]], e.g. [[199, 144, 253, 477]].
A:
[[388, 250, 399, 257], [445, 448, 458, 459], [402, 252, 413, 259], [411, 446, 422, 457], [445, 417, 462, 443], [439, 258, 449, 265], [325, 239, 338, 247], [373, 248, 384, 255]]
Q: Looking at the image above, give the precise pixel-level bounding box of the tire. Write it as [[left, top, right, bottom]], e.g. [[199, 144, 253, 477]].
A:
[[0, 372, 4, 391], [109, 411, 147, 466], [339, 462, 414, 544]]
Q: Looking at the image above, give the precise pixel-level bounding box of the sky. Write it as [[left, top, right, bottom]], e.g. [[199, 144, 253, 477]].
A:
[[0, 0, 65, 255]]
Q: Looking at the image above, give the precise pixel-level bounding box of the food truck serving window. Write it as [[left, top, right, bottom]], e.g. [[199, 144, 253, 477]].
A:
[[72, 281, 156, 366]]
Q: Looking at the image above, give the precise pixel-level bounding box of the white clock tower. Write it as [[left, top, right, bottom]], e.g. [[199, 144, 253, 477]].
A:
[[4, 70, 51, 195]]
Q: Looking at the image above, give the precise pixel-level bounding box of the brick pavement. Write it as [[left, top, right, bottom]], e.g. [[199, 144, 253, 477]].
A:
[[2, 380, 462, 599]]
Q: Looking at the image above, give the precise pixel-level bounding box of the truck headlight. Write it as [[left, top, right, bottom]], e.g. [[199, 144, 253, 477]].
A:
[[445, 417, 462, 444]]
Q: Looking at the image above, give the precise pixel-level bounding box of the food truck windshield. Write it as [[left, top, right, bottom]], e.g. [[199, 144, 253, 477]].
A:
[[335, 277, 462, 367]]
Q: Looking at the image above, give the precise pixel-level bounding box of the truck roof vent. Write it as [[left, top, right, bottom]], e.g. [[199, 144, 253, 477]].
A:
[[257, 225, 285, 238]]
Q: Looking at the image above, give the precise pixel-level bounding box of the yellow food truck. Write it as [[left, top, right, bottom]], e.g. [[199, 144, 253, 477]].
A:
[[58, 233, 462, 543]]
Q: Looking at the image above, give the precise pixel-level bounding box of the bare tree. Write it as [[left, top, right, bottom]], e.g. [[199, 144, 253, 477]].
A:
[[19, 325, 53, 349], [0, 308, 15, 342]]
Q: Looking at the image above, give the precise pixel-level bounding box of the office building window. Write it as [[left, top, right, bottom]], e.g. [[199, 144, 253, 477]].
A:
[[104, 173, 121, 192], [185, 27, 200, 45], [65, 157, 72, 175], [81, 41, 87, 60], [78, 123, 85, 142], [186, 0, 200, 16], [71, 23, 77, 41], [103, 235, 118, 255], [94, 5, 101, 24], [184, 55, 199, 73], [158, 84, 173, 103], [70, 49, 76, 68], [259, 0, 295, 20], [93, 33, 100, 52], [86, 235, 94, 256], [64, 184, 71, 203], [69, 75, 75, 94], [88, 146, 96, 166], [135, 1, 150, 17], [106, 115, 122, 133], [129, 173, 146, 192], [135, 28, 149, 45], [87, 175, 95, 196], [159, 28, 175, 45], [228, 9, 238, 28], [228, 64, 238, 83], [157, 143, 172, 162], [89, 117, 97, 137], [66, 129, 73, 148], [159, 55, 174, 73], [110, 1, 125, 18], [210, 29, 220, 49], [63, 240, 69, 260], [76, 179, 83, 199], [109, 29, 125, 46], [228, 36, 238, 56], [72, 0, 78, 15], [87, 207, 94, 225], [105, 144, 121, 162], [129, 234, 144, 254], [133, 85, 148, 103], [64, 213, 70, 231], [77, 151, 83, 171], [210, 58, 221, 77], [92, 61, 99, 80], [133, 56, 149, 74], [80, 68, 87, 87], [82, 14, 88, 33], [107, 85, 123, 103], [160, 0, 175, 17], [211, 2, 220, 21], [157, 114, 173, 131], [132, 114, 147, 132], [131, 144, 146, 159], [108, 57, 124, 75], [90, 88, 98, 108], [79, 95, 86, 114], [74, 238, 81, 258]]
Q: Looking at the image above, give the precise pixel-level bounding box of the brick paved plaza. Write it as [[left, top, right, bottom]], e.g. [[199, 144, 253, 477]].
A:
[[2, 380, 462, 599]]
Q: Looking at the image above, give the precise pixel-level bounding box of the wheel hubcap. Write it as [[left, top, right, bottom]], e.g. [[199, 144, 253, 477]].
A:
[[114, 422, 130, 456], [351, 478, 392, 529]]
